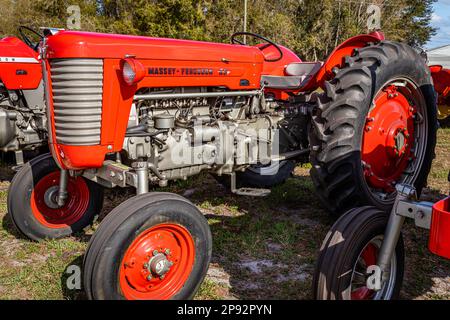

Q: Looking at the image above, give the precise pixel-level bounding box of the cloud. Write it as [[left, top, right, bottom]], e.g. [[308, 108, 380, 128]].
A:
[[432, 13, 443, 22]]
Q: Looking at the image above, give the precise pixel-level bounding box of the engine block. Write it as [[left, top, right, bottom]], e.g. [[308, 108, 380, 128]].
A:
[[112, 87, 308, 186]]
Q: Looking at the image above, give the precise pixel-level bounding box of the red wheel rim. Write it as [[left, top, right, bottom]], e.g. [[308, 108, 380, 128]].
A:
[[119, 224, 195, 300], [362, 84, 416, 193], [351, 243, 378, 300], [30, 171, 90, 228]]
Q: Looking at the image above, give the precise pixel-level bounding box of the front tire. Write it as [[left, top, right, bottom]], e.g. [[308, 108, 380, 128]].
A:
[[83, 192, 212, 300], [7, 153, 104, 241], [314, 207, 404, 300], [310, 41, 437, 216]]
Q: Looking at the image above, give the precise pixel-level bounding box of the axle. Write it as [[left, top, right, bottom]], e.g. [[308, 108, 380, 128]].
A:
[[56, 169, 69, 207]]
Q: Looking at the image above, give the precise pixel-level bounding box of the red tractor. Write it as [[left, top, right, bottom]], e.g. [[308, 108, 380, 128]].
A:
[[7, 28, 439, 299], [0, 27, 49, 164]]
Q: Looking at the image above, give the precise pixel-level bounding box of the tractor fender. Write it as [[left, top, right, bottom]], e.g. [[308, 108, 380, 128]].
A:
[[302, 31, 385, 91], [0, 36, 42, 90]]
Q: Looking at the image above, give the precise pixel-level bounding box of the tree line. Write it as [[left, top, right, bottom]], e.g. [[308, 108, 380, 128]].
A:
[[0, 0, 436, 61]]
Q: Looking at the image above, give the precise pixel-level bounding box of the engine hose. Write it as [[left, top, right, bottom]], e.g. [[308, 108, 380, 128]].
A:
[[125, 129, 167, 137], [125, 124, 148, 134]]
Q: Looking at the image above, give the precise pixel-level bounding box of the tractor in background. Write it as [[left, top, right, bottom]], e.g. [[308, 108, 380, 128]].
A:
[[0, 27, 48, 165], [430, 66, 450, 121]]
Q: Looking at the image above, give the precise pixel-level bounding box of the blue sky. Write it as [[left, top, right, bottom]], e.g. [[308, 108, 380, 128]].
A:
[[427, 0, 450, 49]]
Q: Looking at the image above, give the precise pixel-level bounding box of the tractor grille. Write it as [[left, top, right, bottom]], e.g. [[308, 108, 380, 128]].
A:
[[50, 59, 103, 145]]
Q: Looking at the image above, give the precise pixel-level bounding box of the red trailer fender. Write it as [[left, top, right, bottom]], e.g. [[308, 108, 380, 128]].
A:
[[429, 196, 450, 259]]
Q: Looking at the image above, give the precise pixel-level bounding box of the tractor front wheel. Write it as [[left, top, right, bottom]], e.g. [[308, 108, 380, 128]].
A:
[[83, 192, 212, 300], [7, 153, 104, 241], [310, 41, 437, 216]]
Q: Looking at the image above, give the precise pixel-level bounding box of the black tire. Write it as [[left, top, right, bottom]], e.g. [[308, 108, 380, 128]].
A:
[[310, 41, 437, 216], [314, 206, 404, 300], [214, 160, 295, 189], [83, 192, 212, 300], [7, 153, 104, 241]]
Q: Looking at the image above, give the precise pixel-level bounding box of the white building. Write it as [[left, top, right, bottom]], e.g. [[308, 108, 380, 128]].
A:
[[427, 44, 450, 68]]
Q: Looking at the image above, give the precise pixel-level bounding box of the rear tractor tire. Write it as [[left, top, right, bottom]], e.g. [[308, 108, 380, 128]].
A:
[[310, 41, 437, 216], [7, 153, 104, 241], [83, 192, 212, 300]]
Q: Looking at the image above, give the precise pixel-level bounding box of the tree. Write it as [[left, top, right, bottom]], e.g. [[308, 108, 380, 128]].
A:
[[0, 0, 437, 61]]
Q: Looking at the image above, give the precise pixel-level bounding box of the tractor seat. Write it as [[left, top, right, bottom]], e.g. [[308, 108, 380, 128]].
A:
[[261, 62, 323, 90]]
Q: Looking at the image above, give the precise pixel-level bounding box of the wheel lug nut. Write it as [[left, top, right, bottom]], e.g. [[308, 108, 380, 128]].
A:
[[147, 275, 152, 281], [143, 263, 149, 268], [153, 250, 159, 256], [165, 249, 171, 255]]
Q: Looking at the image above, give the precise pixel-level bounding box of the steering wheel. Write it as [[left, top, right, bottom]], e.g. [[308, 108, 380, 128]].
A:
[[231, 32, 283, 62], [18, 26, 43, 51]]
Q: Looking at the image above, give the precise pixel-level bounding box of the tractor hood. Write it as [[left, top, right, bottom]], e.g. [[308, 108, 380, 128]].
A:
[[45, 30, 265, 64]]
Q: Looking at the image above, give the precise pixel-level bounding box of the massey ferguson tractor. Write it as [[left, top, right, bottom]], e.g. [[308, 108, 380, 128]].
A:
[[6, 28, 440, 300], [0, 27, 48, 164]]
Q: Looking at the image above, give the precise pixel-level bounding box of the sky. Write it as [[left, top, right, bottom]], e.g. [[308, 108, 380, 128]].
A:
[[426, 0, 450, 49]]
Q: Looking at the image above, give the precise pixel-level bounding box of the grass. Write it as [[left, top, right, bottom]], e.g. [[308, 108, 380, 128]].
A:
[[0, 129, 448, 300]]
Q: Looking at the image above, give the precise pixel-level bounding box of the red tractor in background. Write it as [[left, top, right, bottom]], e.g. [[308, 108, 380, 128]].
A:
[[0, 27, 48, 165], [4, 27, 444, 300]]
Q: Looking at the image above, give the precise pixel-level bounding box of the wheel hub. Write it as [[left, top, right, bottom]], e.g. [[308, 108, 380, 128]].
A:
[[147, 251, 173, 278], [119, 224, 195, 300], [43, 186, 60, 209], [30, 171, 90, 228], [362, 85, 416, 192], [351, 236, 398, 300]]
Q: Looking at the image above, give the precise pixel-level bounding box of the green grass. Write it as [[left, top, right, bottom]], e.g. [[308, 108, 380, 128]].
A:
[[0, 128, 448, 300]]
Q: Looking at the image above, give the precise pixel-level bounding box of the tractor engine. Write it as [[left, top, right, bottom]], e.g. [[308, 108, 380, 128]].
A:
[[0, 82, 47, 154], [40, 30, 313, 194], [121, 87, 308, 187]]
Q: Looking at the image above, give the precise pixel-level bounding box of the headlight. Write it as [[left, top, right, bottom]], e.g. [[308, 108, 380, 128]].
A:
[[122, 58, 145, 85]]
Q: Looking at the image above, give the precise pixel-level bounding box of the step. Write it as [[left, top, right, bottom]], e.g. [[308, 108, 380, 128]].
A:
[[232, 187, 271, 197]]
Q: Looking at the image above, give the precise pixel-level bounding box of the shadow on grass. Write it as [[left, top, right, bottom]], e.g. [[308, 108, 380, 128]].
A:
[[1, 208, 30, 241], [0, 153, 15, 184], [438, 116, 450, 128]]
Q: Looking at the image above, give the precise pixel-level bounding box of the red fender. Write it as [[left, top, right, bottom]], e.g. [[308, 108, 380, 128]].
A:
[[301, 31, 385, 92]]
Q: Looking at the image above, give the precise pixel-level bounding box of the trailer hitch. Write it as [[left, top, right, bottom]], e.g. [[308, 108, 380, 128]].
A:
[[375, 183, 433, 289]]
